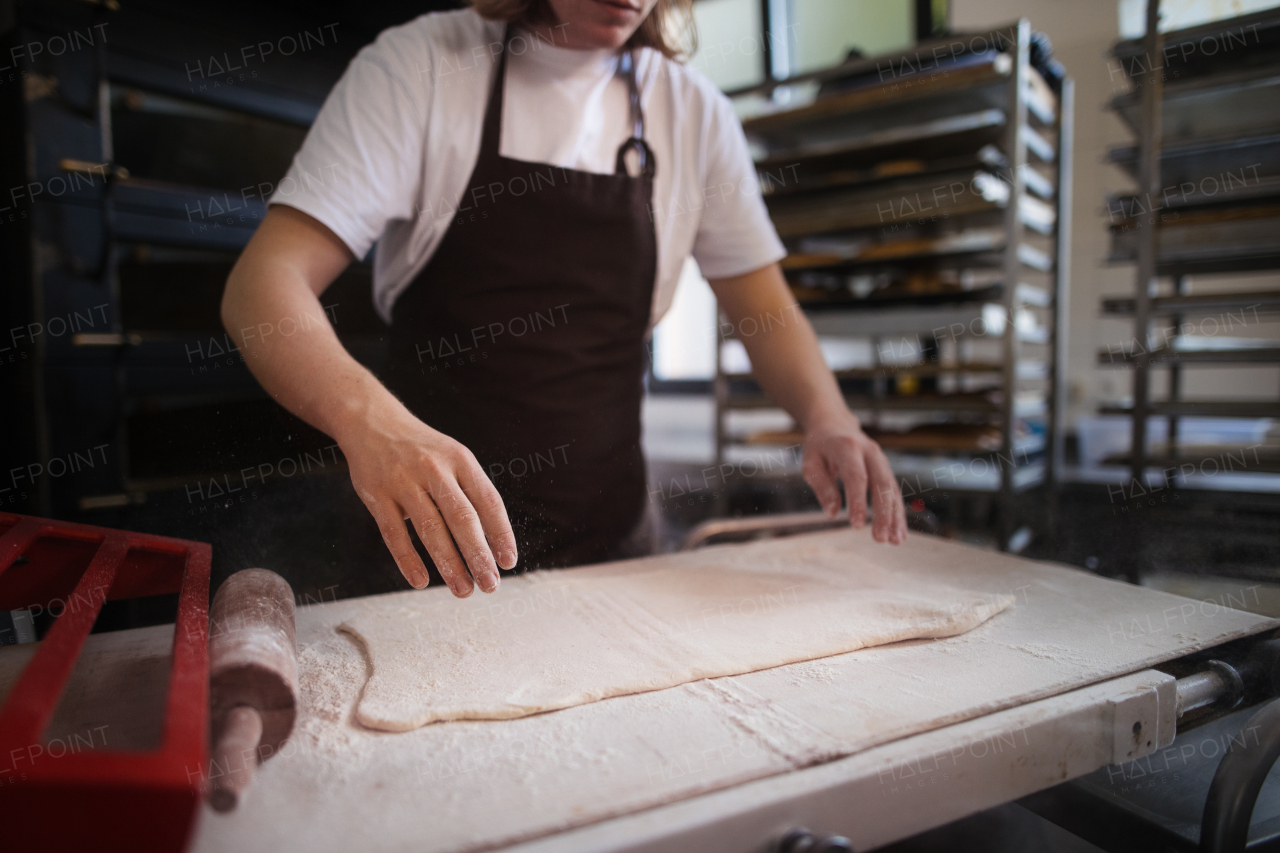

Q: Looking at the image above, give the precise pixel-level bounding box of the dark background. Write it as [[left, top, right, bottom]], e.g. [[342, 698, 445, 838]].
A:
[[0, 0, 466, 619]]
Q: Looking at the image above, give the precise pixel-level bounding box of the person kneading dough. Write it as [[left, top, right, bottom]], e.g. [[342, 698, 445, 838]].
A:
[[221, 0, 908, 598]]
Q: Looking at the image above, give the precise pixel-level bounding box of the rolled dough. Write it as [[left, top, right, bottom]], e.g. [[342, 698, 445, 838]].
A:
[[340, 539, 1014, 731]]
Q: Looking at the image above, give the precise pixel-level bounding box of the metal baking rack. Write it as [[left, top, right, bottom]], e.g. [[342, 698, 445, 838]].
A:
[[1099, 3, 1280, 485], [718, 20, 1073, 549]]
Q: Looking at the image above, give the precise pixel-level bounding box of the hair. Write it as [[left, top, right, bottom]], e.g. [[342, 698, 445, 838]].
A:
[[470, 0, 696, 60]]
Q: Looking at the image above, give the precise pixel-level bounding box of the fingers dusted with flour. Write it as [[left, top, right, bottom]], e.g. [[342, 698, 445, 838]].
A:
[[866, 440, 906, 544], [802, 414, 907, 544], [342, 406, 517, 597]]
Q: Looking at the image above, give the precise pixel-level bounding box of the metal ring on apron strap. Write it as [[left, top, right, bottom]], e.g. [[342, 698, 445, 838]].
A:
[[616, 51, 656, 179]]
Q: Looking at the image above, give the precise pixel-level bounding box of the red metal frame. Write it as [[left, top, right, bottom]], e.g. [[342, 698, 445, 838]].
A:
[[0, 512, 210, 852]]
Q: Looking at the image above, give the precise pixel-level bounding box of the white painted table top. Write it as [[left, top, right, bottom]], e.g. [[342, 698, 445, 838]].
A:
[[1, 528, 1274, 853]]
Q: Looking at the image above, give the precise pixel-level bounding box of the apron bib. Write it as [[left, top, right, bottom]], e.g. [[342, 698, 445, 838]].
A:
[[386, 29, 658, 569]]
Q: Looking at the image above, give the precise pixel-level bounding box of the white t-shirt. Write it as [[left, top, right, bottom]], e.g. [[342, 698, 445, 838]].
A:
[[272, 8, 785, 325]]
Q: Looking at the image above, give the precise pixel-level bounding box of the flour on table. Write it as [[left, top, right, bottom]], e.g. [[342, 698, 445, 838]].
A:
[[339, 540, 1015, 732]]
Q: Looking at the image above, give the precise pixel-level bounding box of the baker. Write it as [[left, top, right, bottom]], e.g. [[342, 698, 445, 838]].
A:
[[221, 0, 906, 599]]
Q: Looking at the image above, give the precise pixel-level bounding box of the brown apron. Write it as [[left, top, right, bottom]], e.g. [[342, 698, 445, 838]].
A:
[[386, 28, 657, 570]]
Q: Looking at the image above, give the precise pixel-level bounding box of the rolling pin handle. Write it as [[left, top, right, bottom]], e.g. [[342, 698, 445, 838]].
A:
[[208, 705, 265, 813]]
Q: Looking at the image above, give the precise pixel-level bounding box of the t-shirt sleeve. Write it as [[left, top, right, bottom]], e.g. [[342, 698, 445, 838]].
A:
[[269, 32, 429, 259], [689, 92, 786, 280]]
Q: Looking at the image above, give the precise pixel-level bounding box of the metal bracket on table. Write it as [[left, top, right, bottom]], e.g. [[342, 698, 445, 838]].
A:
[[1110, 668, 1179, 763], [1022, 636, 1280, 853], [767, 656, 1278, 853]]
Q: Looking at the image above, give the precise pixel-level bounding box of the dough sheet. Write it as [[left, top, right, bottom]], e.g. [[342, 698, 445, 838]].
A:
[[341, 538, 1014, 731]]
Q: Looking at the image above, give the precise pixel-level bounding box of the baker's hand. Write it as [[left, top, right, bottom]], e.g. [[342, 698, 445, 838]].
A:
[[801, 412, 907, 544], [341, 403, 518, 597]]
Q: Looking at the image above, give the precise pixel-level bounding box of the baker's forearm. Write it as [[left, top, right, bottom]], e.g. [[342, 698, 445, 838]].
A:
[[221, 207, 401, 446], [223, 205, 517, 590], [709, 263, 906, 542], [224, 273, 386, 443], [709, 264, 851, 429]]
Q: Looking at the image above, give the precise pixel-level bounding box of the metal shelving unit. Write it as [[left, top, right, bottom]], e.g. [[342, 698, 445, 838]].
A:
[[1100, 3, 1280, 485], [717, 20, 1073, 548]]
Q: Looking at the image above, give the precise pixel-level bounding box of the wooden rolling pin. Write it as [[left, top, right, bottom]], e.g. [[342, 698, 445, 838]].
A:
[[207, 568, 298, 812]]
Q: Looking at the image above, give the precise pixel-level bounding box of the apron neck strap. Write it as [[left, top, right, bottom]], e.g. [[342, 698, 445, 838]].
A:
[[615, 49, 655, 179], [619, 50, 644, 143], [483, 25, 655, 179], [477, 25, 515, 158]]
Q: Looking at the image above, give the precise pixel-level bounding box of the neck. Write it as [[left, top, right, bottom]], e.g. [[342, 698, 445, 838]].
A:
[[522, 22, 628, 52]]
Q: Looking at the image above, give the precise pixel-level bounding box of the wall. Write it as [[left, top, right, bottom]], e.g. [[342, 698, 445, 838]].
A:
[[1119, 0, 1280, 36], [688, 0, 913, 89], [689, 0, 764, 90]]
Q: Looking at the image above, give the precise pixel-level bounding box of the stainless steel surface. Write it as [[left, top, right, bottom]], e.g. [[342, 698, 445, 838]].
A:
[[764, 168, 1006, 238], [1100, 448, 1280, 475], [775, 827, 853, 853], [1100, 401, 1280, 418], [731, 29, 1018, 104], [1199, 697, 1280, 853], [1177, 670, 1229, 716], [1099, 347, 1280, 365], [1022, 698, 1280, 852], [1130, 0, 1164, 489], [1108, 210, 1280, 274], [1111, 68, 1280, 145], [1102, 6, 1280, 486], [721, 21, 1070, 550], [756, 109, 1006, 167], [999, 21, 1031, 546], [723, 393, 1004, 413], [1106, 131, 1280, 201], [1049, 76, 1074, 504], [1101, 290, 1280, 316]]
